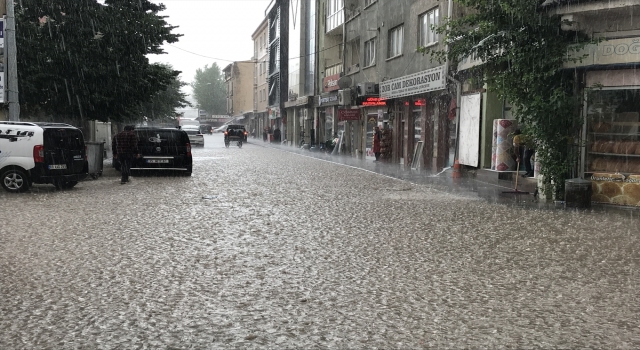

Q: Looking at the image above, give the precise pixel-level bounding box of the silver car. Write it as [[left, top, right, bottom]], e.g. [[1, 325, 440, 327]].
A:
[[182, 127, 205, 147]]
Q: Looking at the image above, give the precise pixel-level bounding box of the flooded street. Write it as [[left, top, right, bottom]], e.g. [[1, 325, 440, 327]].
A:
[[1, 134, 639, 349]]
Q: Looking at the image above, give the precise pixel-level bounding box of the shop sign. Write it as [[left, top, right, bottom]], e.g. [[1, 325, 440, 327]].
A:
[[338, 109, 361, 121], [379, 65, 446, 99], [360, 97, 387, 106], [318, 93, 339, 106], [268, 107, 280, 120], [565, 37, 640, 68], [323, 73, 341, 92]]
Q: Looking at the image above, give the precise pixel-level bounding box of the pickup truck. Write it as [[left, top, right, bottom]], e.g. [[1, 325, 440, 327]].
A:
[[224, 125, 248, 147]]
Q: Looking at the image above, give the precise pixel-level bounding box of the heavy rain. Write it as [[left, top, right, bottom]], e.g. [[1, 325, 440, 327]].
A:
[[2, 0, 640, 348], [1, 136, 639, 348]]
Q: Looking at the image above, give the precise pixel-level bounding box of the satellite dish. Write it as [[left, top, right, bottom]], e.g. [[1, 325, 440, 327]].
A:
[[337, 76, 352, 89]]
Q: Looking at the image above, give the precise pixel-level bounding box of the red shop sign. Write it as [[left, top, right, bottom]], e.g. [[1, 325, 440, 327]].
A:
[[360, 97, 387, 106], [323, 73, 341, 92], [338, 109, 361, 121]]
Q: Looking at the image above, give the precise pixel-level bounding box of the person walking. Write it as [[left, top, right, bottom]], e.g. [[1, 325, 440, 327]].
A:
[[112, 125, 140, 184], [373, 126, 382, 161]]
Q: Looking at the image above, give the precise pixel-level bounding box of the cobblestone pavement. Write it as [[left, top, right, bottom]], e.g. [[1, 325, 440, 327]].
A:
[[1, 134, 639, 349]]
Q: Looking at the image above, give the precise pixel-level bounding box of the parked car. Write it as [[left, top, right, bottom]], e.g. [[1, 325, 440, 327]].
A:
[[0, 121, 88, 192], [113, 127, 192, 175], [181, 126, 205, 147]]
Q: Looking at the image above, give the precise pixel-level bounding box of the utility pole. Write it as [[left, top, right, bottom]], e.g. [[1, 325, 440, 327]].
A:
[[6, 0, 19, 121]]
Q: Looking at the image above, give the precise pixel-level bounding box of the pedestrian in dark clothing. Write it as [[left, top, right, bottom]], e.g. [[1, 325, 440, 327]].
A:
[[273, 128, 281, 143], [373, 126, 382, 161], [112, 125, 140, 184]]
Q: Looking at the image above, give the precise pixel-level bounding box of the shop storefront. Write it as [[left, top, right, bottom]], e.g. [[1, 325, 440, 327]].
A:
[[379, 65, 449, 169], [564, 35, 640, 206], [356, 97, 388, 159], [316, 92, 339, 146], [284, 96, 313, 147], [584, 69, 640, 206]]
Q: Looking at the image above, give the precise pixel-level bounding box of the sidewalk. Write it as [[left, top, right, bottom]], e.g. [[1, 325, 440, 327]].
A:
[[250, 139, 640, 217]]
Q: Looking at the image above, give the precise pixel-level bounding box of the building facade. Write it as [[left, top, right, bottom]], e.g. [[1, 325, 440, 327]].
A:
[[251, 18, 270, 139], [223, 61, 255, 124], [339, 0, 456, 170], [266, 0, 290, 141]]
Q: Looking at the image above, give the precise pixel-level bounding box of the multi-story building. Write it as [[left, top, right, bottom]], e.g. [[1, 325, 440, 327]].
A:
[[265, 0, 290, 140], [223, 61, 255, 124], [314, 0, 344, 148], [282, 0, 317, 147], [251, 18, 270, 138], [338, 0, 455, 170]]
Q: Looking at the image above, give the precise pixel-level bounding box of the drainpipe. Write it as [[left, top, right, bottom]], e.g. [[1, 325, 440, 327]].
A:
[[449, 74, 462, 163], [445, 0, 459, 164]]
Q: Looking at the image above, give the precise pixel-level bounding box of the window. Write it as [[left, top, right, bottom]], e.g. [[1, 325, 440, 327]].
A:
[[326, 0, 344, 33], [419, 8, 439, 47], [364, 38, 376, 67], [346, 39, 360, 71], [388, 25, 404, 58]]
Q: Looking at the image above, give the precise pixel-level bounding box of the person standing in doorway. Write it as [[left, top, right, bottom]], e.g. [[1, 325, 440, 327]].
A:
[[373, 126, 382, 161], [112, 125, 140, 184]]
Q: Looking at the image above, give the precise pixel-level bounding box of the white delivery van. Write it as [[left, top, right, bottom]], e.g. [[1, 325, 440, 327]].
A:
[[0, 121, 88, 192]]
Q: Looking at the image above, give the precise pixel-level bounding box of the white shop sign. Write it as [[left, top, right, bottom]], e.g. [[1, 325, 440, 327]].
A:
[[379, 65, 445, 99], [565, 37, 640, 68]]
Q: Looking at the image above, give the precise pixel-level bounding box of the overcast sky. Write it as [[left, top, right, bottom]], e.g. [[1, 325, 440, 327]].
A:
[[147, 0, 272, 96]]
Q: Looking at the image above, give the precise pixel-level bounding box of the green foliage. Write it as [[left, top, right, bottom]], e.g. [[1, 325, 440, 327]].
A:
[[16, 0, 184, 123], [191, 63, 227, 115], [421, 0, 594, 198], [134, 64, 191, 122]]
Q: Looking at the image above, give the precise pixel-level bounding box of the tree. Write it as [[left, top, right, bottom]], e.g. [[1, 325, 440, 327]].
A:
[[16, 0, 183, 123], [134, 64, 191, 122], [191, 63, 227, 115], [422, 0, 593, 198]]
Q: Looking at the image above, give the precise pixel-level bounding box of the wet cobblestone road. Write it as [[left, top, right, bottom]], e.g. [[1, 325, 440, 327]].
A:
[[1, 134, 639, 349]]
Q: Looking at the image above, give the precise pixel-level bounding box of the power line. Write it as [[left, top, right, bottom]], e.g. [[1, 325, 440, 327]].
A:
[[166, 41, 343, 64]]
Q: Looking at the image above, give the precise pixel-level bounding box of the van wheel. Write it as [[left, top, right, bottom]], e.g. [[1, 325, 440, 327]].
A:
[[1, 168, 30, 193]]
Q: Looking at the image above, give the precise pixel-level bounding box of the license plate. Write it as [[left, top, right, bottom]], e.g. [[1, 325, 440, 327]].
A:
[[48, 164, 67, 170], [147, 159, 169, 164]]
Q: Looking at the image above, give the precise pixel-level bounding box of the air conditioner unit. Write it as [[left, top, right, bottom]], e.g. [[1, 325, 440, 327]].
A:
[[338, 88, 352, 106], [357, 82, 378, 96]]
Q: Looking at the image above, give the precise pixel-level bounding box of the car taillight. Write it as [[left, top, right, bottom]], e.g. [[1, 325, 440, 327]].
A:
[[244, 131, 248, 135], [224, 131, 228, 135], [186, 143, 192, 156], [33, 145, 44, 163]]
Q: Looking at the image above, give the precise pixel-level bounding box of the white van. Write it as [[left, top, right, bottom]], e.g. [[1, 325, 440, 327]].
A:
[[0, 121, 88, 192]]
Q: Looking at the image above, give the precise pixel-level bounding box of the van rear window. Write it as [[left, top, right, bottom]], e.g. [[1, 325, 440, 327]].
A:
[[43, 129, 84, 149]]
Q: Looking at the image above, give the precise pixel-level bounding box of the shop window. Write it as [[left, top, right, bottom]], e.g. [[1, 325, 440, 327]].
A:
[[587, 88, 640, 175], [388, 25, 404, 59], [419, 8, 439, 47]]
